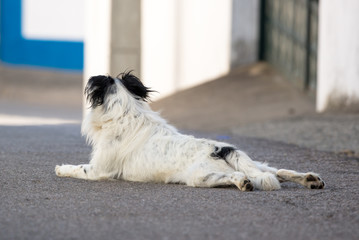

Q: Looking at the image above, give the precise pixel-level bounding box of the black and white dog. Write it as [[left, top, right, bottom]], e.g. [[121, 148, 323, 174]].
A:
[[55, 72, 325, 191]]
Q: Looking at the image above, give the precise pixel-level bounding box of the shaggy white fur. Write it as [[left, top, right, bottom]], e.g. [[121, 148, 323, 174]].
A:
[[55, 73, 325, 191]]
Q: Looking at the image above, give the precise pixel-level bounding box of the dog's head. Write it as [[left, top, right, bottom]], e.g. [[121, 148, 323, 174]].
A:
[[85, 71, 153, 110]]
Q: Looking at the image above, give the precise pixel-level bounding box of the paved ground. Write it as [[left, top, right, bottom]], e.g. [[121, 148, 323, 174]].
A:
[[233, 113, 359, 154], [152, 63, 315, 132], [0, 125, 358, 240], [0, 64, 358, 240], [152, 63, 359, 155], [0, 64, 82, 125]]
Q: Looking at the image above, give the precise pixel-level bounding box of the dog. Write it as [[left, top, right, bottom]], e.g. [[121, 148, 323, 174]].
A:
[[55, 72, 325, 191]]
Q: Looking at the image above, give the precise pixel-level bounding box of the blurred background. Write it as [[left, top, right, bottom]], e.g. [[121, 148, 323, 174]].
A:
[[0, 0, 358, 131]]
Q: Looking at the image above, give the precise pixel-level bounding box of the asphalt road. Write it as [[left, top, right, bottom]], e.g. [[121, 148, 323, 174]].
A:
[[1, 124, 358, 240]]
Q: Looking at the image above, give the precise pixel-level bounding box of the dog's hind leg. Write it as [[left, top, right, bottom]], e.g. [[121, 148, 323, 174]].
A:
[[276, 169, 325, 189], [253, 161, 325, 189], [55, 164, 109, 180], [188, 171, 254, 191], [216, 148, 280, 191], [182, 161, 254, 191]]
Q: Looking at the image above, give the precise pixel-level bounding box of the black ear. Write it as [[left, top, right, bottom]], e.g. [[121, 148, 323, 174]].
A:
[[117, 71, 153, 101], [85, 75, 115, 108]]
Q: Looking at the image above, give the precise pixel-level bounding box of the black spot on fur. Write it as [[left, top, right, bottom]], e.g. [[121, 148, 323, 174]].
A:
[[202, 173, 216, 182], [85, 75, 115, 108], [117, 71, 154, 101], [211, 146, 236, 160], [84, 168, 87, 174]]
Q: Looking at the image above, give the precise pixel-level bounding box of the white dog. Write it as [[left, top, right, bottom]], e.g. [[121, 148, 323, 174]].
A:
[[55, 72, 325, 191]]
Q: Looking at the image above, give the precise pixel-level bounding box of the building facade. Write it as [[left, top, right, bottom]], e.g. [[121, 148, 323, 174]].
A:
[[1, 0, 358, 111]]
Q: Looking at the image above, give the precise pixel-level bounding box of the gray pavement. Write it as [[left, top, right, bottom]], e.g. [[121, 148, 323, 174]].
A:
[[233, 113, 359, 154], [0, 64, 82, 124], [0, 125, 358, 240], [152, 63, 316, 132], [1, 64, 358, 239]]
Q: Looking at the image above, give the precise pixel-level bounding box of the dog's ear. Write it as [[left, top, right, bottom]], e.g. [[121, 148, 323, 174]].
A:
[[85, 75, 115, 108], [117, 71, 153, 101]]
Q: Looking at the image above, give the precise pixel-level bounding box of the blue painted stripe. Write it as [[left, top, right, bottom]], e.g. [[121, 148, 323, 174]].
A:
[[0, 0, 84, 70]]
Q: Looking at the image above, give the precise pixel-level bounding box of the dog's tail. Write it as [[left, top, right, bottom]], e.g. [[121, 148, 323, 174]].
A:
[[249, 172, 281, 191]]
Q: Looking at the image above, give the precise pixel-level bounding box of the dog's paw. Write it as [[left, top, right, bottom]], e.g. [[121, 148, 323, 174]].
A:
[[55, 165, 66, 177], [238, 178, 254, 192], [55, 165, 61, 176], [303, 172, 325, 189]]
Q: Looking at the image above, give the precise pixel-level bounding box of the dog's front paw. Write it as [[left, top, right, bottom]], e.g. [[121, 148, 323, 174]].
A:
[[303, 173, 325, 189], [55, 165, 62, 176], [55, 165, 67, 177]]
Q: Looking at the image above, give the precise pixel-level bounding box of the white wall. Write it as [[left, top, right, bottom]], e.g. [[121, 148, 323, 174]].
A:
[[83, 0, 112, 80], [22, 0, 84, 41], [141, 0, 232, 99], [84, 0, 232, 101], [231, 0, 260, 67], [317, 0, 359, 111]]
